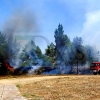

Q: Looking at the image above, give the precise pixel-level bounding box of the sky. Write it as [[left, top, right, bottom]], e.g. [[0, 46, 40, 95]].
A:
[[0, 0, 100, 53]]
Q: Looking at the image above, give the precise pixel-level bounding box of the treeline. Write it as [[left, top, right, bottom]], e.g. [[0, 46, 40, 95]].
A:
[[44, 24, 98, 74], [0, 24, 99, 74]]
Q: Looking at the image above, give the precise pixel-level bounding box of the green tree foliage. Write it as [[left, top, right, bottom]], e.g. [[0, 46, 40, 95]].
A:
[[6, 34, 20, 63], [0, 32, 8, 74], [54, 24, 72, 65], [0, 32, 7, 60], [0, 32, 20, 62], [54, 24, 99, 74], [54, 24, 71, 47], [45, 42, 55, 57], [0, 32, 20, 74], [42, 55, 53, 66], [19, 40, 38, 66], [71, 37, 98, 65], [71, 37, 86, 64], [35, 46, 42, 58], [45, 42, 56, 66]]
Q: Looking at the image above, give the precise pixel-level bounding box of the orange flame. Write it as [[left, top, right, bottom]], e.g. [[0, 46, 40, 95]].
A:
[[5, 62, 15, 73]]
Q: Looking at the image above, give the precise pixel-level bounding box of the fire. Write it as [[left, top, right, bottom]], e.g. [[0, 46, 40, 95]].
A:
[[5, 62, 15, 73], [4, 62, 32, 75]]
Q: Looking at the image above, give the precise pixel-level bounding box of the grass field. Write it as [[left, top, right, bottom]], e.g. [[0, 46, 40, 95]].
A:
[[16, 75, 100, 100]]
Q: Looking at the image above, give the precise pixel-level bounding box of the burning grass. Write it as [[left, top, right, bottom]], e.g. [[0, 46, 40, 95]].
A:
[[17, 75, 100, 100]]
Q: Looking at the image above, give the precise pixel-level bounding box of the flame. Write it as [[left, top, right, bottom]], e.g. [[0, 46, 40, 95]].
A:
[[5, 62, 15, 73]]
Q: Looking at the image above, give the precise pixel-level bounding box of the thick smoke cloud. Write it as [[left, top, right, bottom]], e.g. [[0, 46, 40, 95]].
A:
[[2, 8, 40, 54], [1, 8, 40, 68]]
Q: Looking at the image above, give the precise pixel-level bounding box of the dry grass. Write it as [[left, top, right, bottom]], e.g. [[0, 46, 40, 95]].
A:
[[17, 75, 100, 100], [0, 74, 47, 80]]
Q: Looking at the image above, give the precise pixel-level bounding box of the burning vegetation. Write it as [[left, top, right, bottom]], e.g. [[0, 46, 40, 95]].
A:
[[0, 24, 99, 75]]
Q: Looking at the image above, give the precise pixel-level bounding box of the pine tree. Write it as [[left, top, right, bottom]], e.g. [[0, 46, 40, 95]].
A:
[[35, 46, 42, 58], [19, 40, 38, 66], [54, 24, 72, 74], [72, 37, 86, 64], [54, 24, 72, 64], [0, 32, 7, 60], [0, 32, 8, 74], [45, 42, 55, 58]]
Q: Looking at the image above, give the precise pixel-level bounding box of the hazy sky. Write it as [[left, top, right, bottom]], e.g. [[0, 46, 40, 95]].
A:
[[0, 0, 100, 53]]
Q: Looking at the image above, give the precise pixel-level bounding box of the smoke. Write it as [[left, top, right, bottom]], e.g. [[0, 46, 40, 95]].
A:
[[1, 7, 40, 67], [0, 3, 49, 74], [2, 8, 39, 52], [2, 8, 39, 37], [28, 65, 41, 74]]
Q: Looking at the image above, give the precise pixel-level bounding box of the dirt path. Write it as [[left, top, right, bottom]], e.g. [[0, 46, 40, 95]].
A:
[[0, 84, 27, 100]]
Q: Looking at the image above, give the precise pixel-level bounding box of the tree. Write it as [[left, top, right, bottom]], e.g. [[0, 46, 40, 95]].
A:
[[6, 34, 20, 64], [35, 46, 42, 58], [54, 24, 72, 64], [71, 37, 86, 74], [0, 32, 20, 74], [0, 32, 7, 61], [71, 37, 99, 74], [54, 24, 72, 74], [45, 43, 55, 57], [0, 32, 8, 74], [19, 40, 39, 66], [72, 37, 85, 64]]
